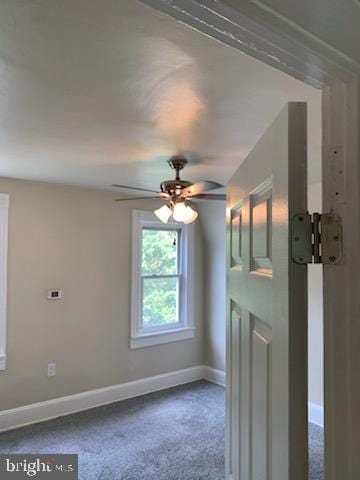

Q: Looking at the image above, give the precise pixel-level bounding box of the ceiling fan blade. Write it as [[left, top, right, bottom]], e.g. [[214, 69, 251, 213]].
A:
[[182, 180, 223, 197], [115, 197, 159, 202], [192, 193, 226, 200], [157, 192, 171, 199], [112, 184, 158, 194]]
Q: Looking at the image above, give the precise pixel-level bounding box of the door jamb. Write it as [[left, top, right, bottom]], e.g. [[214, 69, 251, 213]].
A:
[[322, 80, 360, 480]]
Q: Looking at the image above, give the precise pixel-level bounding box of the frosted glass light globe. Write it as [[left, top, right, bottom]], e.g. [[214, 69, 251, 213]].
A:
[[154, 204, 172, 223]]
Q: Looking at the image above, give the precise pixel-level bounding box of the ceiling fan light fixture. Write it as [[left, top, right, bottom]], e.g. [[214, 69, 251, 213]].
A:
[[173, 202, 198, 224], [154, 204, 172, 224], [172, 201, 189, 222], [115, 155, 223, 221], [183, 206, 198, 224]]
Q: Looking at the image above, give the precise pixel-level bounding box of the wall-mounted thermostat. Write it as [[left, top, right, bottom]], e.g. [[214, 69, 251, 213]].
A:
[[47, 289, 62, 300]]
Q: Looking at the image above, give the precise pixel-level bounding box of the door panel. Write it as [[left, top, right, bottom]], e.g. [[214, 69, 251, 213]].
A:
[[226, 103, 308, 480], [251, 316, 271, 480], [230, 305, 241, 479]]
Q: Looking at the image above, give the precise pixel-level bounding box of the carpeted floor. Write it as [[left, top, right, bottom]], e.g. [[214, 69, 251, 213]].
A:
[[0, 381, 323, 479], [309, 421, 324, 480]]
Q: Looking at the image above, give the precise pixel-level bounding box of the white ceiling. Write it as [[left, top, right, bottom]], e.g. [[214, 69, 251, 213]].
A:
[[0, 0, 321, 193]]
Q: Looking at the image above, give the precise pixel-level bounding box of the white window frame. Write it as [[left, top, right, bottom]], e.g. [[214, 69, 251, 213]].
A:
[[130, 209, 195, 349], [0, 194, 9, 371]]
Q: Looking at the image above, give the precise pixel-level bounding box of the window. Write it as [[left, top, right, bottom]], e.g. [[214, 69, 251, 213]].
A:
[[0, 194, 9, 370], [131, 210, 195, 349]]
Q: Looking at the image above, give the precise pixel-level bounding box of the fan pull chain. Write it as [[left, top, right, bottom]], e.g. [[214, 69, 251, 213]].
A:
[[171, 216, 177, 246]]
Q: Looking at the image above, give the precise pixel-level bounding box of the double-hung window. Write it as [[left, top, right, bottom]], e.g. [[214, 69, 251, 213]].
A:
[[131, 210, 195, 349]]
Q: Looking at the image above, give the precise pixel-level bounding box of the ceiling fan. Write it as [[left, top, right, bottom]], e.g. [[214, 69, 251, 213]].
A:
[[112, 155, 225, 224]]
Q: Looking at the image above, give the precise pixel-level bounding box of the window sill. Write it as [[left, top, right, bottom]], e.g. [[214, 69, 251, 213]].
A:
[[130, 327, 195, 349]]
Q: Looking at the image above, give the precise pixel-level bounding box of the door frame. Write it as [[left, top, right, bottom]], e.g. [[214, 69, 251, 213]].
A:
[[140, 1, 360, 477], [321, 80, 360, 479]]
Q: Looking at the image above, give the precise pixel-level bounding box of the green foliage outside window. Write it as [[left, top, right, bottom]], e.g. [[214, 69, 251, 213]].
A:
[[141, 229, 179, 326]]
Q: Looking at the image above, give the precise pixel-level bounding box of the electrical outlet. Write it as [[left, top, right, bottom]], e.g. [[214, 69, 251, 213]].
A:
[[47, 363, 56, 377]]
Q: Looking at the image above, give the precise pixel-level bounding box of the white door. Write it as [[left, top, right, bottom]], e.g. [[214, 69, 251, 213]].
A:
[[226, 103, 308, 480]]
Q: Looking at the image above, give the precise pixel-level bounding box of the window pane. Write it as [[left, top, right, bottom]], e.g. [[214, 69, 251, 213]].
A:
[[141, 229, 178, 275], [142, 277, 178, 327]]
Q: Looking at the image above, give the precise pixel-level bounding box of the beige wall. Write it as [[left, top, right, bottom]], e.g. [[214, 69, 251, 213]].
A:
[[0, 176, 323, 411], [199, 202, 226, 372], [0, 178, 204, 411]]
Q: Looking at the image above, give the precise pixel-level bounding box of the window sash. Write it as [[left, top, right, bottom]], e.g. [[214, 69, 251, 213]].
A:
[[140, 227, 182, 333], [131, 210, 195, 349], [141, 227, 180, 277], [140, 273, 182, 332]]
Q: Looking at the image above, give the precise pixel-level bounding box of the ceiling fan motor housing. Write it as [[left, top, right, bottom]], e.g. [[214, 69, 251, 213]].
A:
[[160, 179, 192, 197], [161, 156, 192, 198], [167, 155, 188, 173]]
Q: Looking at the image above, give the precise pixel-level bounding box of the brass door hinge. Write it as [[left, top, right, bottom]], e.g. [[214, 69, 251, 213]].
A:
[[291, 213, 342, 264]]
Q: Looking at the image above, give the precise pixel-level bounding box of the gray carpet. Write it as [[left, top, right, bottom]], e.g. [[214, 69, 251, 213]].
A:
[[309, 421, 324, 480], [0, 381, 323, 479]]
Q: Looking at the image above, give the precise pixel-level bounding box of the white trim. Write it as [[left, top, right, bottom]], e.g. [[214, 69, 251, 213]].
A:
[[322, 81, 360, 478], [0, 366, 207, 433], [139, 0, 359, 87], [130, 327, 195, 349], [0, 194, 9, 371], [308, 402, 324, 428], [130, 210, 195, 349], [0, 366, 226, 432], [203, 366, 226, 387]]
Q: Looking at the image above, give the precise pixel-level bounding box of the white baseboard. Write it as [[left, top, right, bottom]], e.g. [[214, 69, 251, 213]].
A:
[[0, 365, 206, 433], [0, 366, 323, 433], [203, 366, 226, 387], [308, 402, 324, 428], [202, 368, 324, 430]]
